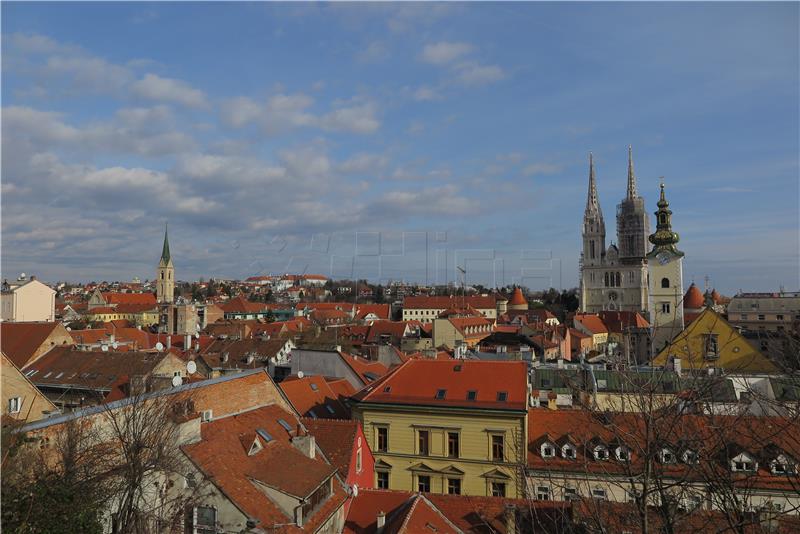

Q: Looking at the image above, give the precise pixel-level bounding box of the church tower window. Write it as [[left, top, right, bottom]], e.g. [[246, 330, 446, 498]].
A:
[[661, 277, 669, 289]]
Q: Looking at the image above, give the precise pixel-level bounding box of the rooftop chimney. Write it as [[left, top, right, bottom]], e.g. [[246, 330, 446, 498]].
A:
[[376, 511, 386, 532], [291, 427, 315, 459], [503, 504, 516, 534]]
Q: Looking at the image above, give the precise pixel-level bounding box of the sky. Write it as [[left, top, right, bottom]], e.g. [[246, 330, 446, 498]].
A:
[[2, 2, 798, 295]]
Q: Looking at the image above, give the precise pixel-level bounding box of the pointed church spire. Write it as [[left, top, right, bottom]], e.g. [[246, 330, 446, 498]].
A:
[[161, 223, 171, 264], [586, 152, 601, 213], [626, 145, 638, 199]]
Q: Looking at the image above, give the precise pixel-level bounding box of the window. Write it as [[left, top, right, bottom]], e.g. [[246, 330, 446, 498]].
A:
[[183, 472, 197, 489], [590, 240, 596, 259], [703, 334, 719, 360], [564, 487, 578, 501], [683, 450, 698, 464], [448, 432, 460, 458], [310, 383, 319, 391], [594, 446, 609, 461], [377, 471, 389, 489], [418, 475, 431, 492], [193, 506, 216, 533], [616, 447, 630, 462], [661, 277, 669, 289], [447, 478, 461, 495], [733, 459, 755, 472], [435, 389, 447, 400], [356, 448, 362, 473], [418, 430, 430, 456], [660, 302, 671, 314], [660, 449, 676, 464], [491, 482, 506, 497], [591, 487, 607, 500], [277, 418, 293, 433], [562, 444, 576, 459], [491, 434, 504, 461], [541, 444, 555, 458], [777, 314, 784, 321], [377, 426, 388, 452], [466, 390, 477, 401], [8, 397, 22, 414], [496, 391, 508, 402], [740, 314, 748, 320], [536, 485, 551, 500], [325, 404, 335, 414]]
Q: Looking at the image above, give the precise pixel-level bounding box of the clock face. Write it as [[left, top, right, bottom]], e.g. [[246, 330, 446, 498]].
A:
[[656, 251, 671, 265]]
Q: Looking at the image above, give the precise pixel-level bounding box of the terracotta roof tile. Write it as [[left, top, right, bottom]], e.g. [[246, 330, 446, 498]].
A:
[[279, 375, 350, 419], [0, 322, 64, 367]]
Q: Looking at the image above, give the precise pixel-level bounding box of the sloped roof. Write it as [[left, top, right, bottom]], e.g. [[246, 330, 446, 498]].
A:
[[0, 322, 64, 367], [684, 283, 705, 309], [279, 375, 350, 419], [352, 359, 527, 411], [573, 313, 609, 334], [508, 287, 527, 306], [301, 417, 359, 477], [101, 292, 157, 306], [182, 404, 342, 532]]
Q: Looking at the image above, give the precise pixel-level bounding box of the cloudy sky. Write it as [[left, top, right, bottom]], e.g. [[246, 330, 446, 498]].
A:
[[2, 2, 798, 294]]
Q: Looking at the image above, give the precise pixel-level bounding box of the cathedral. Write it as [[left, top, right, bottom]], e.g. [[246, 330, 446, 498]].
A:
[[579, 147, 651, 315], [579, 147, 686, 352]]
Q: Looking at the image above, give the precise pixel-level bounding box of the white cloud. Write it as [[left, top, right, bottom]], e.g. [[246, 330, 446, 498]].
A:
[[412, 86, 441, 101], [357, 41, 390, 63], [44, 55, 133, 93], [337, 153, 388, 174], [522, 163, 562, 177], [131, 73, 208, 109], [421, 41, 473, 65], [220, 96, 262, 128], [319, 101, 379, 134], [453, 62, 505, 86]]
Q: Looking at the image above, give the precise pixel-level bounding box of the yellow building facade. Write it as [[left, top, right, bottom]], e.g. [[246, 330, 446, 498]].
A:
[[350, 359, 529, 498]]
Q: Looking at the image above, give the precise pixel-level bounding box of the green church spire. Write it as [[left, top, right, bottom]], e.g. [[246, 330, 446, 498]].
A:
[[161, 223, 171, 264], [648, 182, 683, 256]]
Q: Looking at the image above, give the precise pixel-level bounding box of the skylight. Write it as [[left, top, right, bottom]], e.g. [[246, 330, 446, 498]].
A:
[[467, 390, 477, 401], [453, 364, 462, 372], [383, 386, 392, 393], [256, 428, 273, 443], [310, 383, 319, 391], [325, 404, 335, 414], [277, 419, 293, 433], [497, 391, 508, 402], [435, 389, 447, 400]]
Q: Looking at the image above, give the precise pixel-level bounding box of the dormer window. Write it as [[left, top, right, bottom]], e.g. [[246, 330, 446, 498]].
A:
[[593, 445, 609, 461], [541, 442, 556, 458], [615, 446, 631, 462], [562, 444, 576, 459], [659, 448, 676, 464], [731, 452, 757, 473], [682, 449, 699, 464], [769, 454, 795, 475]]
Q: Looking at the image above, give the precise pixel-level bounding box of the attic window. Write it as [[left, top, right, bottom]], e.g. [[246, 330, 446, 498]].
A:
[[562, 444, 576, 459], [383, 386, 391, 393], [277, 419, 293, 433], [683, 450, 699, 464], [467, 390, 477, 401], [325, 404, 336, 414], [435, 389, 447, 400], [256, 429, 273, 443], [541, 443, 555, 458], [496, 391, 508, 402], [310, 383, 319, 391], [248, 438, 263, 456], [594, 446, 609, 461]]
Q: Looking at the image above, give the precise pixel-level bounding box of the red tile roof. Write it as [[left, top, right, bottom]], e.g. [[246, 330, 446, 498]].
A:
[[339, 352, 390, 384], [403, 295, 496, 310], [183, 405, 343, 532], [279, 375, 350, 419], [352, 359, 528, 411], [0, 322, 65, 367], [597, 310, 650, 332], [573, 313, 609, 334], [684, 283, 705, 309], [508, 287, 528, 306], [301, 418, 359, 477], [101, 292, 157, 306]]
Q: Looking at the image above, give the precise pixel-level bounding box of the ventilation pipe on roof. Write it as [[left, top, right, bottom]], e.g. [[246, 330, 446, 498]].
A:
[[166, 336, 171, 350], [185, 334, 191, 351], [376, 511, 386, 532]]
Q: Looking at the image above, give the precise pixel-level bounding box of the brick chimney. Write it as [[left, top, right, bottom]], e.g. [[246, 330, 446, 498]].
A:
[[291, 424, 315, 459], [376, 511, 386, 533]]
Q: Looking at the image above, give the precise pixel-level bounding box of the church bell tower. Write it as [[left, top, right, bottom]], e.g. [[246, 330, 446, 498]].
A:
[[156, 224, 174, 304]]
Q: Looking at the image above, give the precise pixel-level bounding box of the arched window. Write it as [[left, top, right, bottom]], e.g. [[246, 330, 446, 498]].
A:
[[615, 272, 621, 287], [161, 272, 164, 280], [604, 272, 609, 287], [590, 240, 596, 259], [661, 277, 669, 289]]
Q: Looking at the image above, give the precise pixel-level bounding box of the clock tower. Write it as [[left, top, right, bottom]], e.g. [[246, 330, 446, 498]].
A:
[[647, 183, 684, 353]]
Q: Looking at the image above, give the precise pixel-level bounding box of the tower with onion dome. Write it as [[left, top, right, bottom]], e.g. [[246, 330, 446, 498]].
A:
[[647, 182, 685, 352]]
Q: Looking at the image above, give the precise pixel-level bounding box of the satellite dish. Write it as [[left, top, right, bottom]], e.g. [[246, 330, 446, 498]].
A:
[[186, 361, 197, 374], [155, 342, 164, 352], [297, 371, 305, 379], [101, 344, 109, 352], [112, 341, 119, 349], [171, 375, 183, 387]]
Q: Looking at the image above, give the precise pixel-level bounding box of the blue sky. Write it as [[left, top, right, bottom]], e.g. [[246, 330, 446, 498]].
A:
[[2, 2, 798, 294]]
